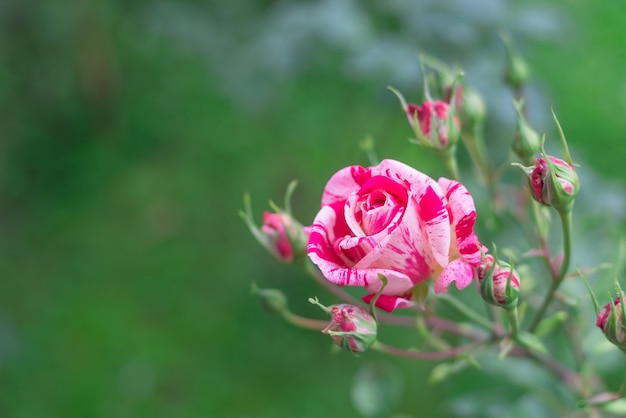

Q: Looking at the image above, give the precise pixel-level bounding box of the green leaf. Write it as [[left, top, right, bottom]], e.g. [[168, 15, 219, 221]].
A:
[[534, 311, 568, 339], [515, 331, 547, 353], [602, 399, 626, 414]]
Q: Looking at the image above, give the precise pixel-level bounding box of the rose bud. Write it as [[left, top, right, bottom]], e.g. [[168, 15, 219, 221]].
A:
[[597, 294, 626, 352], [512, 99, 540, 164], [256, 211, 309, 264], [502, 35, 530, 90], [476, 255, 520, 311], [321, 304, 377, 353], [405, 100, 460, 150], [529, 156, 579, 210], [251, 284, 288, 315], [241, 185, 310, 264], [459, 86, 487, 127]]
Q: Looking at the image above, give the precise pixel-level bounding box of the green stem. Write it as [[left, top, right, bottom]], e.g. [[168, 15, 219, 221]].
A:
[[527, 279, 559, 333], [282, 311, 327, 330], [371, 340, 485, 361], [461, 122, 493, 189], [507, 307, 519, 338], [527, 209, 573, 333], [439, 148, 460, 181], [438, 294, 493, 331], [557, 209, 573, 280], [619, 352, 626, 398]]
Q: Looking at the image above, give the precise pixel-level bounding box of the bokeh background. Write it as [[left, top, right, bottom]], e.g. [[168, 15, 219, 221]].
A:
[[1, 0, 626, 417]]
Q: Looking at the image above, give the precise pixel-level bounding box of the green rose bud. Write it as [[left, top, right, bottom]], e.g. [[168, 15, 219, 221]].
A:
[[512, 99, 540, 163]]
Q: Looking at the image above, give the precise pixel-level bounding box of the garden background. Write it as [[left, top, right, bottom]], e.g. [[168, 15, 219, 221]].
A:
[[1, 1, 626, 417]]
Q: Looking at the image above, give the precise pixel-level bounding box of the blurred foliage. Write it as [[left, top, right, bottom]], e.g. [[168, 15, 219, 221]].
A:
[[0, 0, 625, 417]]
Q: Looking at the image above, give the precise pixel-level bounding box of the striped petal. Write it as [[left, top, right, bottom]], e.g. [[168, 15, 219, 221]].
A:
[[438, 177, 483, 265], [433, 258, 475, 294]]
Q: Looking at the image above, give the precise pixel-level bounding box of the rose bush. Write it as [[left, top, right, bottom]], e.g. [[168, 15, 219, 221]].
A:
[[307, 159, 485, 312]]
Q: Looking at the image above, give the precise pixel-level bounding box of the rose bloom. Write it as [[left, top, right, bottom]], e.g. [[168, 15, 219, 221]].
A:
[[307, 159, 485, 312]]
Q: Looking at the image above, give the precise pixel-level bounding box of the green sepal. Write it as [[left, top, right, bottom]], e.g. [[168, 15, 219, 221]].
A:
[[412, 281, 429, 310]]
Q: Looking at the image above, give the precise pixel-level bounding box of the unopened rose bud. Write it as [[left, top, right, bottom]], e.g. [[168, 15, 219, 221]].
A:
[[502, 35, 531, 90], [251, 285, 288, 315], [324, 304, 377, 353], [262, 212, 294, 262], [309, 299, 377, 353], [459, 86, 487, 127], [597, 294, 626, 352], [405, 100, 460, 150], [512, 100, 540, 163], [476, 255, 520, 311], [529, 156, 579, 210]]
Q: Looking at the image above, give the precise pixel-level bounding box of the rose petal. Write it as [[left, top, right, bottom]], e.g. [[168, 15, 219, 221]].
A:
[[307, 203, 414, 293], [438, 177, 483, 265], [375, 160, 450, 268], [362, 293, 415, 312], [321, 165, 372, 207], [433, 258, 474, 294]]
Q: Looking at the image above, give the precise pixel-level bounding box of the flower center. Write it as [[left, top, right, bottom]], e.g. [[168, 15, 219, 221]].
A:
[[355, 189, 402, 235]]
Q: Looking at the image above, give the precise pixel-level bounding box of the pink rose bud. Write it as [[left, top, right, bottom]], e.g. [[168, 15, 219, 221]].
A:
[[476, 255, 520, 310], [321, 304, 377, 353], [405, 100, 460, 150], [512, 99, 540, 164], [597, 295, 626, 352], [529, 156, 579, 210], [260, 212, 309, 263]]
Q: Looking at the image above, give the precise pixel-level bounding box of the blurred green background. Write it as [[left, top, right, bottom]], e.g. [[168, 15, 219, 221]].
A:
[[1, 1, 625, 417]]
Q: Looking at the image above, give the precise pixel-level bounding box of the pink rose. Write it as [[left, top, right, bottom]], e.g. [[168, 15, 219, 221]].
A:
[[307, 159, 485, 312]]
